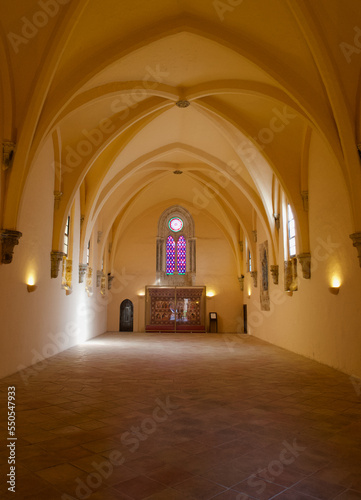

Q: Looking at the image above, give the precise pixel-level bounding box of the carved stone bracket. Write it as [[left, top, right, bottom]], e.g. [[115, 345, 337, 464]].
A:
[[350, 232, 361, 267], [0, 229, 22, 264], [62, 259, 72, 293], [97, 231, 103, 243], [250, 270, 258, 287], [79, 264, 87, 283], [54, 191, 63, 210], [273, 214, 280, 230], [270, 265, 279, 285], [301, 191, 309, 211], [50, 251, 65, 278], [96, 270, 104, 287], [284, 258, 298, 291], [86, 267, 93, 296], [238, 275, 244, 291], [101, 276, 107, 296], [298, 253, 311, 279], [252, 230, 257, 243], [2, 141, 16, 170], [108, 274, 115, 290]]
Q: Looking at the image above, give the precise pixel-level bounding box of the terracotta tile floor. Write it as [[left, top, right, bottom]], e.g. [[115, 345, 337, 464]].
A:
[[0, 332, 361, 499]]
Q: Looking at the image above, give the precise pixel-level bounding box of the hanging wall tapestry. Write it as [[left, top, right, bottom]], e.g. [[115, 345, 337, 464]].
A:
[[260, 240, 270, 311]]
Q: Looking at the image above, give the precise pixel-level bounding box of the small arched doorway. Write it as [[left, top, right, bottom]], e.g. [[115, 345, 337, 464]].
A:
[[119, 299, 133, 332]]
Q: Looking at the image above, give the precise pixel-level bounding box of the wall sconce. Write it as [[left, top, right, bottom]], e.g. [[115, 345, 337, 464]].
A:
[[329, 277, 341, 295], [286, 290, 293, 297], [206, 290, 215, 298], [26, 275, 37, 293]]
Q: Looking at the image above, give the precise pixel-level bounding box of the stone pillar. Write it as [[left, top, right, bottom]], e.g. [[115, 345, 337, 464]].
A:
[[189, 238, 196, 273], [156, 237, 163, 274], [0, 230, 22, 264]]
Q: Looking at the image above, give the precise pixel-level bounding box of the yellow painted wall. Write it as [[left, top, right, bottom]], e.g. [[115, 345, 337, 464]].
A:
[[246, 132, 361, 378], [107, 205, 243, 333], [0, 142, 107, 379]]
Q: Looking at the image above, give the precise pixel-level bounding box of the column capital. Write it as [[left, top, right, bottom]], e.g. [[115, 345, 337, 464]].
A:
[[2, 141, 16, 170], [298, 253, 311, 279], [250, 270, 257, 287], [1, 229, 22, 264], [50, 251, 65, 278], [79, 264, 87, 283], [350, 232, 361, 267], [270, 265, 279, 285]]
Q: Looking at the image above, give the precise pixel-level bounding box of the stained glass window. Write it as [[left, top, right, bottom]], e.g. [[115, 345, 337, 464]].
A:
[[166, 235, 175, 274], [169, 217, 183, 232], [177, 236, 186, 274]]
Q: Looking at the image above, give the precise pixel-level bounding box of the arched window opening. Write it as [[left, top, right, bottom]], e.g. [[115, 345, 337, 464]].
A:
[[287, 204, 296, 257], [177, 236, 186, 274], [63, 216, 70, 256], [156, 205, 196, 286]]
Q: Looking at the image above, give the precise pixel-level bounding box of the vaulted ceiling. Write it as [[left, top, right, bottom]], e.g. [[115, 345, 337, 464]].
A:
[[1, 0, 361, 267]]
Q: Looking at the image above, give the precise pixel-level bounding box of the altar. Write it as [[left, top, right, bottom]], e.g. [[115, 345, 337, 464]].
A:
[[145, 286, 206, 332]]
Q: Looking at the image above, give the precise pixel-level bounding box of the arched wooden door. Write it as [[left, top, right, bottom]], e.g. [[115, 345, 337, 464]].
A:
[[119, 299, 133, 332]]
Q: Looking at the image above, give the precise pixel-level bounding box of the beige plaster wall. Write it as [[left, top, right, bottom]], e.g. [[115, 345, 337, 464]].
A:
[[246, 133, 361, 379], [0, 143, 107, 379], [107, 204, 243, 333]]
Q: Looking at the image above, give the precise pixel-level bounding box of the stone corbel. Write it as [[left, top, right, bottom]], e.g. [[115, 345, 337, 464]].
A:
[[0, 229, 22, 264], [85, 267, 93, 296], [298, 253, 311, 279], [2, 141, 16, 170], [252, 230, 257, 243], [50, 251, 65, 278], [301, 191, 309, 212], [270, 265, 279, 285], [54, 191, 63, 210], [79, 264, 87, 283], [250, 270, 257, 287], [101, 276, 107, 296], [96, 270, 103, 287], [97, 231, 103, 243], [238, 275, 244, 291], [273, 214, 280, 230], [108, 274, 114, 290], [350, 232, 361, 267]]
